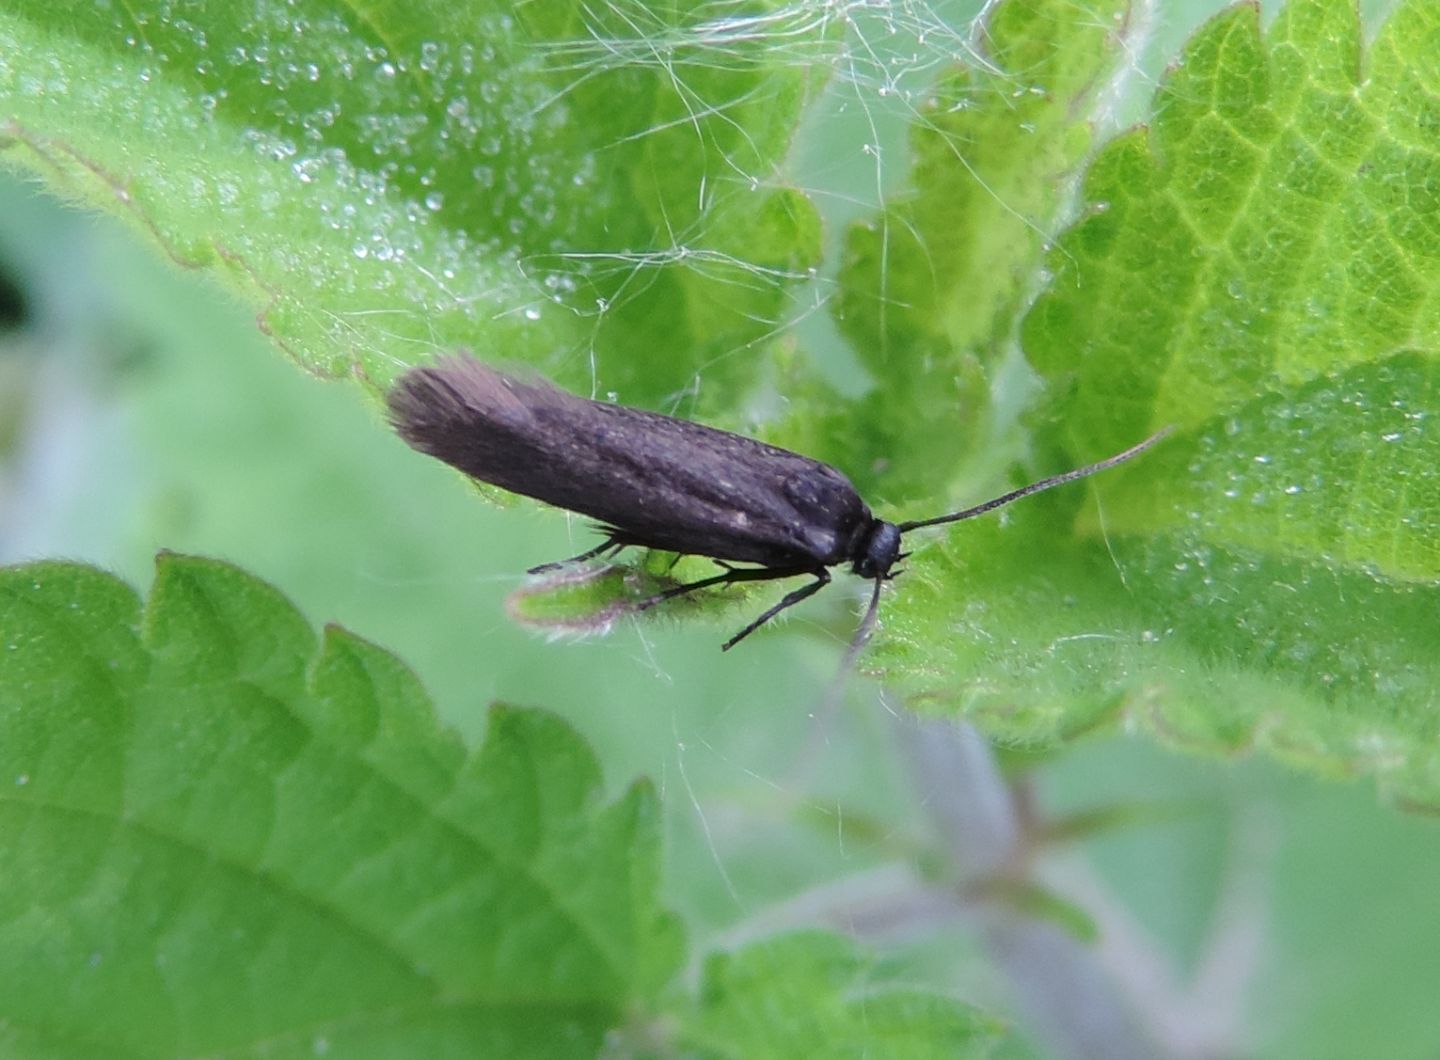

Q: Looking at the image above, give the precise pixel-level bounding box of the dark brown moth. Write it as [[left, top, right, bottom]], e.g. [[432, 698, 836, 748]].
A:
[[388, 355, 1166, 651]]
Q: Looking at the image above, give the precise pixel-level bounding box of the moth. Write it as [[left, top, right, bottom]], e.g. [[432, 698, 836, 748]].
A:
[[388, 355, 1165, 651]]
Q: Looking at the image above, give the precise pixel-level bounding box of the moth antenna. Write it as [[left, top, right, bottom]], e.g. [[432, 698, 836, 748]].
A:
[[814, 575, 887, 716], [848, 575, 887, 666], [896, 427, 1172, 534]]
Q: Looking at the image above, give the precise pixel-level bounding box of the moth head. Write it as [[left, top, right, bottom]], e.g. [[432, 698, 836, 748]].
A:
[[852, 520, 903, 580]]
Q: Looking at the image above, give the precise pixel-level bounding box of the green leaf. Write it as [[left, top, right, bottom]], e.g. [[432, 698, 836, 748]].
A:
[[876, 0, 1440, 804], [819, 0, 1133, 501], [0, 1, 825, 404], [680, 933, 1003, 1059], [0, 555, 1009, 1054], [0, 554, 682, 1057]]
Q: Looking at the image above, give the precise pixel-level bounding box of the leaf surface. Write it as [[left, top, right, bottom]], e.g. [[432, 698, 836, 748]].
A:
[[0, 1, 825, 404], [876, 0, 1440, 805], [0, 554, 681, 1056]]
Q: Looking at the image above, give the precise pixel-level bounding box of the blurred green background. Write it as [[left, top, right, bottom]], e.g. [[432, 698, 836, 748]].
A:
[[2, 0, 1437, 1055]]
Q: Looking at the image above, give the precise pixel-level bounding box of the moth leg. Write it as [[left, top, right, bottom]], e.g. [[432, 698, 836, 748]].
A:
[[631, 564, 831, 651], [527, 534, 626, 574], [632, 563, 810, 613], [722, 568, 831, 651]]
